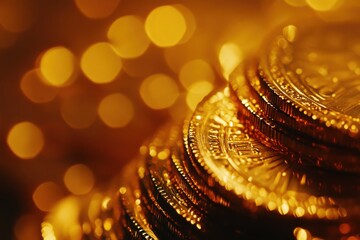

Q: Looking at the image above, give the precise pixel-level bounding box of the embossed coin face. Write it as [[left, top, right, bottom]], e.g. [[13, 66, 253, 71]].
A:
[[140, 125, 207, 239], [187, 88, 359, 224], [116, 159, 158, 240], [229, 62, 360, 173], [118, 177, 158, 240], [259, 22, 360, 143]]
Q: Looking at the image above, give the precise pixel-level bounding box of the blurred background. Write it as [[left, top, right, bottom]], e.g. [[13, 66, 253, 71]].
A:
[[0, 0, 358, 239]]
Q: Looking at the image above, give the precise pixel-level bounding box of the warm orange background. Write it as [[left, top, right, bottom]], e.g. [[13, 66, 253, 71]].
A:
[[0, 0, 356, 239]]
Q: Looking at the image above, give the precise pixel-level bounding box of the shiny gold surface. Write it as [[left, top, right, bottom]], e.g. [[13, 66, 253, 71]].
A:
[[1, 1, 359, 239], [230, 61, 360, 173], [45, 114, 359, 239], [117, 163, 157, 240], [188, 88, 358, 220], [259, 21, 360, 148]]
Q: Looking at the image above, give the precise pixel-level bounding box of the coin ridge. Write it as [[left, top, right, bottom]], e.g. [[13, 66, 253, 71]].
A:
[[229, 61, 360, 174], [258, 22, 360, 146], [187, 87, 359, 221]]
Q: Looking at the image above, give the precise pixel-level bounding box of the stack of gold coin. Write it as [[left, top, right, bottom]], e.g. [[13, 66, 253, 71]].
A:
[[230, 22, 360, 174], [43, 20, 360, 240]]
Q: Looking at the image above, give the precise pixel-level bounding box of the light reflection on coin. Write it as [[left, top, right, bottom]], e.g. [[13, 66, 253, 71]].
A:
[[117, 161, 158, 240], [42, 18, 360, 240], [230, 61, 360, 173], [259, 22, 360, 150], [187, 88, 359, 225]]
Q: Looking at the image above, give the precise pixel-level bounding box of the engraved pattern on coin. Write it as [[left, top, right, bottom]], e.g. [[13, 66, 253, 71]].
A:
[[284, 25, 360, 117], [261, 23, 360, 137], [188, 88, 358, 219]]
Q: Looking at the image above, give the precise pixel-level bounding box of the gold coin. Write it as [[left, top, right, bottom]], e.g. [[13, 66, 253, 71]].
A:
[[137, 125, 193, 240], [43, 191, 124, 239], [144, 123, 251, 239], [184, 119, 233, 209], [141, 128, 205, 239], [117, 161, 158, 240], [170, 141, 227, 215], [88, 193, 123, 239], [187, 88, 360, 238], [138, 173, 192, 240], [230, 60, 360, 173], [258, 21, 360, 150]]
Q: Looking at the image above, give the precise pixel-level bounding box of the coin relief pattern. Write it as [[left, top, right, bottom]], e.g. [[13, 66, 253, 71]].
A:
[[43, 19, 360, 239], [285, 24, 360, 117]]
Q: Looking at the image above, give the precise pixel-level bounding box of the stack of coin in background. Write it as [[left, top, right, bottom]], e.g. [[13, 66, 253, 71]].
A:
[[43, 20, 360, 239]]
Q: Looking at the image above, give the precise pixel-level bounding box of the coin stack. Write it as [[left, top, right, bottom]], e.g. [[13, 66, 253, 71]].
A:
[[43, 21, 360, 239]]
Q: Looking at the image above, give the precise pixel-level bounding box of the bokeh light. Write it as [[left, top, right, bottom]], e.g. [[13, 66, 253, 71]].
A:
[[282, 25, 297, 42], [7, 121, 44, 159], [305, 0, 341, 11], [284, 0, 307, 7], [39, 47, 76, 87], [218, 42, 243, 80], [60, 95, 97, 129], [4, 1, 360, 239], [145, 5, 187, 47], [172, 4, 196, 44], [179, 59, 215, 89], [98, 93, 134, 128], [293, 227, 311, 240], [41, 222, 56, 240], [140, 73, 179, 109], [74, 0, 120, 19], [0, 0, 35, 33], [81, 42, 122, 84], [44, 197, 81, 239], [14, 214, 41, 240], [107, 15, 150, 59], [20, 69, 58, 103], [87, 193, 103, 223], [339, 223, 351, 234], [186, 81, 214, 111], [63, 164, 95, 195], [32, 182, 63, 212]]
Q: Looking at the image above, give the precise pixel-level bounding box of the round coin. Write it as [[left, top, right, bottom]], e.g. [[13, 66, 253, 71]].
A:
[[145, 124, 250, 239], [142, 127, 206, 239], [258, 21, 360, 151], [187, 87, 360, 239], [137, 125, 192, 240], [230, 60, 360, 173], [169, 142, 230, 216], [116, 161, 158, 240]]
